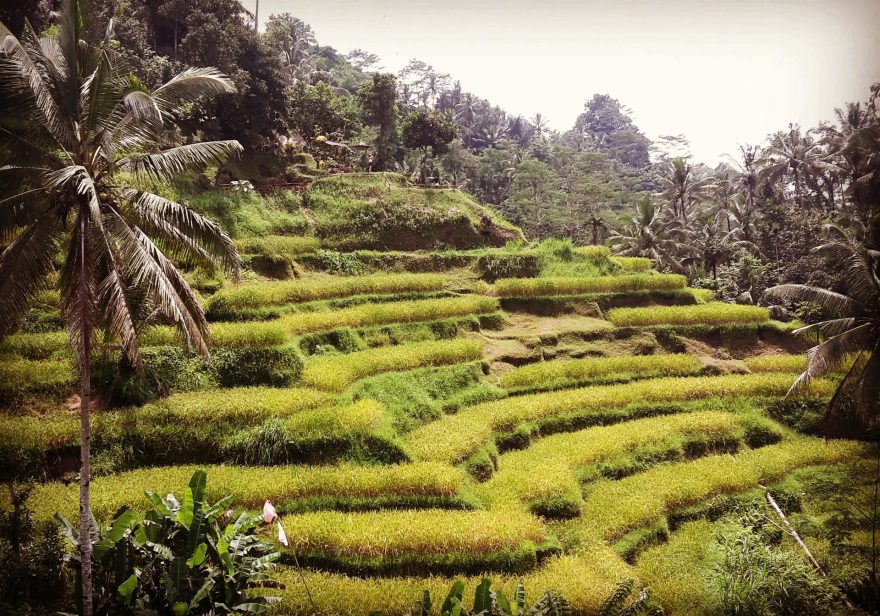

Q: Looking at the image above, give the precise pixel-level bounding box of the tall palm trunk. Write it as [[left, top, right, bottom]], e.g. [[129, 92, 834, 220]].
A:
[[77, 212, 94, 616]]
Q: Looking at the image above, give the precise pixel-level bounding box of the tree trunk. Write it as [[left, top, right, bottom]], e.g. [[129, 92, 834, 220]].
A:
[[78, 214, 94, 616]]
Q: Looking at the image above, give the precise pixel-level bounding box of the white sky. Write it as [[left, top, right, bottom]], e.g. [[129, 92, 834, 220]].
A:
[[244, 0, 880, 164]]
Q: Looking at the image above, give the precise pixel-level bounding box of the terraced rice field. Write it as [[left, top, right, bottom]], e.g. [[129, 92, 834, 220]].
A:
[[1, 244, 867, 615]]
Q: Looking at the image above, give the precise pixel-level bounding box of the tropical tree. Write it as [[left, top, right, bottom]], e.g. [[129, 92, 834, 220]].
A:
[[0, 4, 241, 613], [659, 157, 712, 221], [764, 219, 880, 431], [607, 196, 694, 273], [358, 73, 399, 171], [401, 109, 457, 184], [263, 13, 319, 85], [763, 124, 824, 209]]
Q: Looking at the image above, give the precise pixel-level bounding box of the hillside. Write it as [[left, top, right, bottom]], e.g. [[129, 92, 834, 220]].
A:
[[0, 229, 868, 615]]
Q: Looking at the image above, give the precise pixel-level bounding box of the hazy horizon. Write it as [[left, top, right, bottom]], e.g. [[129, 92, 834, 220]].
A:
[[243, 0, 880, 164]]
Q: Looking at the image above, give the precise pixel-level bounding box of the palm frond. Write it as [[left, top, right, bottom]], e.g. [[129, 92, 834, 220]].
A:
[[0, 213, 60, 338], [763, 284, 859, 317], [151, 67, 236, 116], [788, 323, 875, 397], [120, 140, 242, 181]]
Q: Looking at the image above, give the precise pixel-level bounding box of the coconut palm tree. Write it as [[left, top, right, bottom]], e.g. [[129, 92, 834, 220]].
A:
[[607, 196, 694, 273], [0, 3, 241, 612], [762, 124, 825, 209], [659, 157, 712, 221], [764, 220, 880, 431]]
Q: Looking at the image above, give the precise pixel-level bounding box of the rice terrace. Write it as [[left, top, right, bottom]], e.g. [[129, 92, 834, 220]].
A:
[[1, 0, 880, 615]]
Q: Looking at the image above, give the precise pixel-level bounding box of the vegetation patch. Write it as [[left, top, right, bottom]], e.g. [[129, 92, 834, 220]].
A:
[[0, 358, 75, 406], [302, 338, 484, 391], [607, 302, 770, 326], [494, 273, 686, 297]]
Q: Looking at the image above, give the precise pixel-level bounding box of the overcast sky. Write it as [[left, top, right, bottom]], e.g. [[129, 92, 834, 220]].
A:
[[243, 0, 880, 164]]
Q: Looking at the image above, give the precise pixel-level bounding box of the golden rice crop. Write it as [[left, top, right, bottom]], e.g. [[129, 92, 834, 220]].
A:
[[480, 411, 743, 510], [278, 509, 546, 557], [236, 235, 320, 256], [280, 295, 499, 335], [498, 353, 702, 389], [611, 256, 652, 272], [303, 339, 484, 391], [406, 373, 834, 463], [636, 520, 717, 616], [142, 320, 289, 348], [493, 273, 686, 297], [209, 273, 445, 310], [580, 245, 612, 260], [744, 354, 807, 373], [27, 462, 464, 522], [606, 302, 769, 326], [577, 437, 864, 541], [0, 331, 69, 359], [0, 358, 75, 397], [267, 547, 633, 616], [285, 399, 387, 438]]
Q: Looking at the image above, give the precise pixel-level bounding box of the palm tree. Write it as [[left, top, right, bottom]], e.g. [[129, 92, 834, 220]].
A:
[[659, 157, 712, 221], [607, 196, 694, 273], [764, 220, 880, 431], [762, 124, 824, 209], [0, 3, 241, 613]]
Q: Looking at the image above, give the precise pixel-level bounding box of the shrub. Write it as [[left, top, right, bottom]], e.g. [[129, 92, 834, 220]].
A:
[[494, 273, 686, 297], [607, 302, 770, 326], [302, 339, 484, 391], [406, 373, 834, 464], [475, 253, 541, 281], [208, 273, 445, 313], [210, 344, 304, 386], [499, 354, 703, 390]]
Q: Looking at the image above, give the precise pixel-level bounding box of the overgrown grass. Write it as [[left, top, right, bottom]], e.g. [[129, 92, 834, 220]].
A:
[[344, 363, 503, 432], [0, 358, 75, 404], [494, 273, 686, 297], [405, 374, 835, 464], [0, 331, 69, 359], [302, 339, 484, 391], [26, 462, 466, 522], [208, 273, 445, 312], [607, 302, 770, 326], [498, 354, 703, 390]]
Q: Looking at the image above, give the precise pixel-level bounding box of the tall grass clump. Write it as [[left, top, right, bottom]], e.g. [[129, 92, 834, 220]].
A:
[[302, 339, 484, 391], [607, 302, 770, 326], [499, 354, 702, 390], [406, 373, 835, 463], [494, 273, 686, 297], [208, 273, 445, 312]]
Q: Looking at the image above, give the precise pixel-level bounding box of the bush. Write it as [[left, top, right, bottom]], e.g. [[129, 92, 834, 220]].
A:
[[302, 338, 484, 391], [607, 302, 770, 326], [494, 273, 686, 297], [210, 344, 303, 386]]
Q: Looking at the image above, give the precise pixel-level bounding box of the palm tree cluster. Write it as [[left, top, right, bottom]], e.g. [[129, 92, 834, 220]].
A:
[[609, 100, 880, 288], [0, 1, 242, 612]]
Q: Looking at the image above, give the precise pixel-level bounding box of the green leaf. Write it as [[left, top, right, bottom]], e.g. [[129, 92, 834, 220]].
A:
[[178, 486, 194, 527], [494, 589, 512, 616], [117, 573, 137, 599], [474, 578, 492, 615], [187, 542, 207, 568], [189, 470, 207, 509], [514, 583, 526, 615], [105, 507, 135, 543], [54, 513, 79, 545], [232, 603, 270, 613], [189, 578, 215, 609], [145, 491, 172, 517], [421, 589, 432, 616], [441, 580, 465, 616]]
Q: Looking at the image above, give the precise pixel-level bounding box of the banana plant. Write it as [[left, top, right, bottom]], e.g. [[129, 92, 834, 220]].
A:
[[407, 578, 571, 616], [56, 470, 280, 615]]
